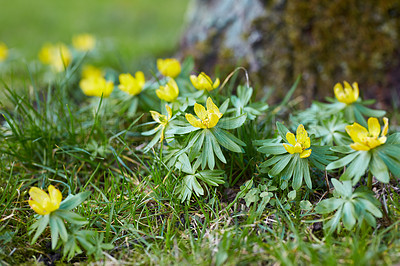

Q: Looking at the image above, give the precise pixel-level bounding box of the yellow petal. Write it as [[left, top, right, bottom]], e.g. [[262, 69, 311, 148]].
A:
[[190, 75, 199, 88], [300, 149, 312, 158], [207, 113, 220, 128], [150, 111, 163, 123], [29, 187, 50, 205], [334, 83, 344, 101], [165, 104, 172, 119], [286, 132, 296, 146], [378, 136, 387, 145], [48, 185, 62, 208], [368, 117, 380, 138], [296, 124, 307, 144], [345, 123, 368, 143], [283, 143, 295, 154], [185, 114, 206, 128], [352, 82, 359, 101], [135, 71, 145, 86], [213, 78, 220, 89], [293, 143, 303, 153], [194, 103, 207, 121], [350, 142, 370, 151], [303, 137, 311, 149], [365, 137, 383, 149], [381, 117, 389, 137], [206, 97, 222, 118], [29, 200, 48, 215]]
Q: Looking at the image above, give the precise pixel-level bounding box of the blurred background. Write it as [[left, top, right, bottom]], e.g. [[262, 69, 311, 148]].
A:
[[0, 0, 188, 67]]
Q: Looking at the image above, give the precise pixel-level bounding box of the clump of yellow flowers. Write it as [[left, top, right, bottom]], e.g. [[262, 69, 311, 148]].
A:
[[283, 124, 312, 158], [185, 97, 223, 129], [346, 117, 388, 151], [156, 78, 179, 102], [157, 58, 181, 78], [79, 65, 114, 97], [118, 71, 145, 96], [334, 81, 359, 104], [28, 185, 62, 215], [72, 33, 96, 52], [190, 72, 220, 91], [0, 42, 8, 62], [38, 43, 72, 72]]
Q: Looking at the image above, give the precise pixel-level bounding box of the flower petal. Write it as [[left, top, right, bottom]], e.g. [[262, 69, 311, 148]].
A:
[[300, 149, 312, 158], [286, 132, 296, 146], [48, 185, 62, 208], [29, 187, 50, 205], [165, 104, 172, 119], [351, 82, 359, 101], [29, 200, 48, 215], [207, 113, 220, 128], [296, 124, 307, 144], [190, 75, 199, 89], [185, 114, 206, 128], [283, 143, 294, 154], [293, 143, 303, 153], [367, 117, 380, 138], [150, 111, 163, 124], [213, 78, 220, 89], [350, 142, 370, 151], [381, 117, 389, 137], [206, 97, 221, 116], [334, 83, 344, 101], [345, 123, 368, 143], [194, 103, 207, 121]]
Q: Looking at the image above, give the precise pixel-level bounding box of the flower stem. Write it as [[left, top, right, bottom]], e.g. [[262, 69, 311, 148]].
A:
[[367, 172, 373, 190]]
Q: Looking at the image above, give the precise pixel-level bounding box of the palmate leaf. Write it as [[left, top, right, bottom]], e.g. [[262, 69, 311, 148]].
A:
[[217, 114, 246, 130], [211, 127, 245, 153], [276, 122, 290, 142], [340, 151, 371, 184], [59, 191, 91, 211], [309, 145, 337, 170], [369, 152, 389, 183], [30, 214, 50, 245], [178, 174, 204, 202]]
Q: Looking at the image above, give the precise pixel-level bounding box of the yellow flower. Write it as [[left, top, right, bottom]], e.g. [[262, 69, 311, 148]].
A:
[[190, 72, 220, 91], [82, 65, 104, 79], [156, 78, 179, 102], [28, 185, 62, 215], [118, 71, 145, 96], [346, 117, 389, 151], [334, 81, 359, 104], [38, 43, 71, 72], [80, 75, 114, 98], [150, 104, 172, 142], [0, 42, 8, 62], [72, 33, 96, 52], [157, 58, 181, 78], [283, 124, 312, 158], [185, 97, 223, 129]]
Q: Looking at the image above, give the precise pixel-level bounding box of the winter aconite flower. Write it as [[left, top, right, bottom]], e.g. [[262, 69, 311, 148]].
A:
[[80, 75, 114, 97], [38, 43, 71, 72], [156, 78, 179, 102], [157, 58, 181, 78], [28, 185, 62, 215], [346, 117, 389, 151], [150, 104, 172, 142], [283, 124, 312, 158], [118, 71, 145, 96], [190, 72, 220, 91], [334, 81, 359, 104], [72, 33, 96, 52], [0, 42, 8, 62], [185, 97, 223, 129]]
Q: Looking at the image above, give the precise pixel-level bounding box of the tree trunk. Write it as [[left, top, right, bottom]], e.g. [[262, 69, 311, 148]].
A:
[[180, 0, 400, 108]]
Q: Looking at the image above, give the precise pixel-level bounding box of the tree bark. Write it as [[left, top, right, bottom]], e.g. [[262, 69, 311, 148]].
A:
[[180, 0, 400, 108]]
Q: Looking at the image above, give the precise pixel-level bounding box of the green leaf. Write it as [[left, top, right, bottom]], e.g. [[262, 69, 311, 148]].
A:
[[355, 103, 386, 118], [378, 151, 400, 178], [315, 198, 342, 214], [268, 154, 292, 177], [49, 215, 60, 249], [342, 201, 356, 230], [355, 198, 382, 218], [179, 175, 204, 202], [300, 200, 312, 211], [219, 98, 230, 114], [197, 170, 225, 186], [212, 127, 245, 153], [302, 159, 312, 189], [288, 190, 296, 200], [218, 114, 246, 130], [189, 130, 205, 161], [59, 191, 91, 211], [292, 156, 304, 190], [340, 151, 371, 184], [326, 151, 359, 170], [30, 215, 50, 245], [276, 122, 290, 142], [369, 153, 389, 183], [330, 145, 354, 154], [331, 179, 352, 198], [143, 129, 162, 153], [257, 144, 287, 155], [387, 133, 400, 144], [203, 132, 215, 169], [209, 131, 226, 164]]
